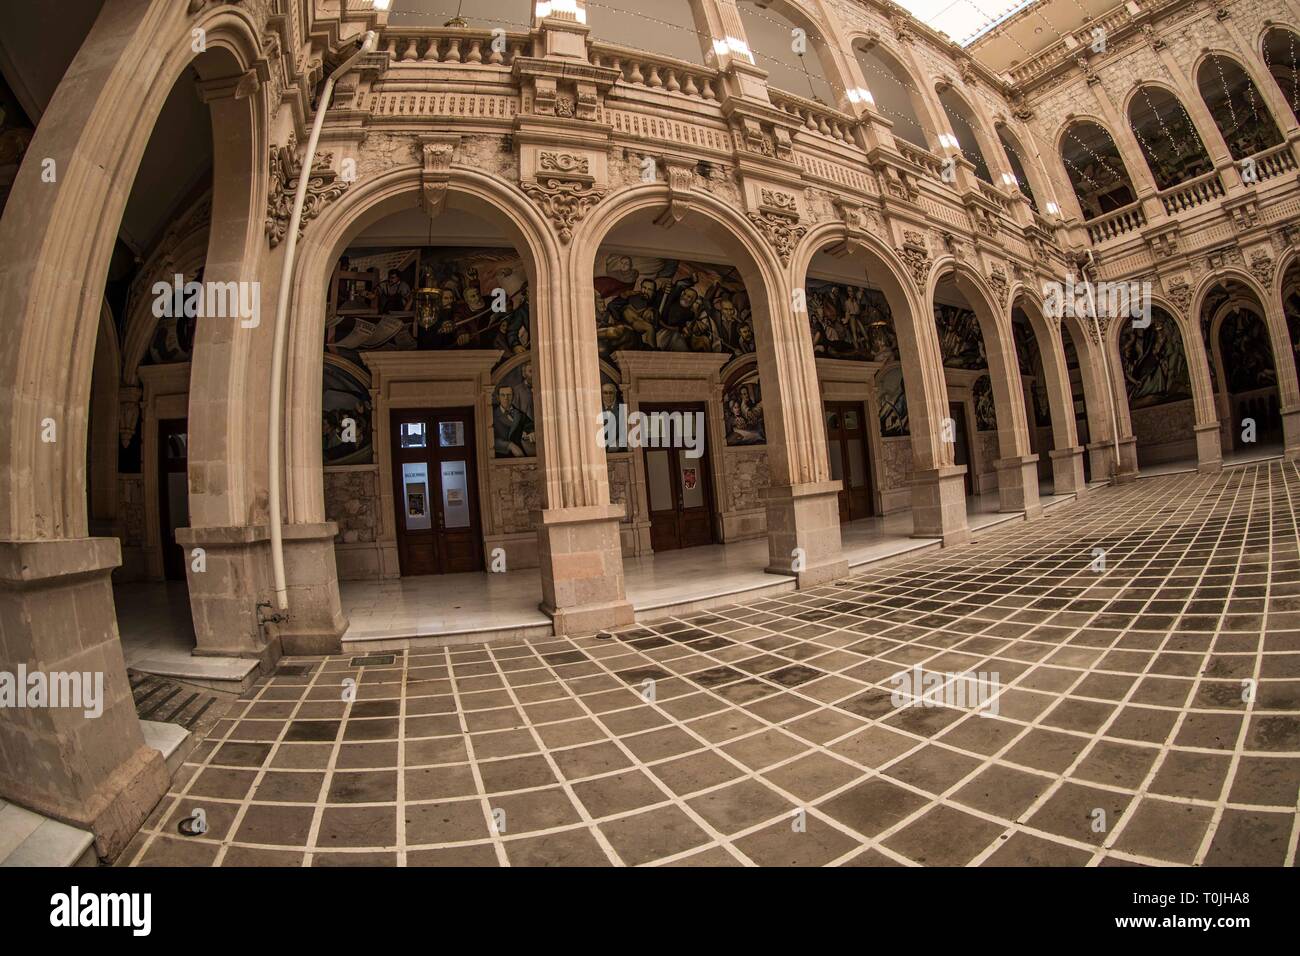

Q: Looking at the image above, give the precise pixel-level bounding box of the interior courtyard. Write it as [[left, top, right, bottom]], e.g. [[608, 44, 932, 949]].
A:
[[1, 0, 1299, 869]]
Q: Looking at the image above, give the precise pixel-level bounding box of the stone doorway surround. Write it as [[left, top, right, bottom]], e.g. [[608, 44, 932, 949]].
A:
[[136, 363, 192, 583], [361, 350, 501, 579], [815, 357, 896, 515], [611, 351, 733, 552]]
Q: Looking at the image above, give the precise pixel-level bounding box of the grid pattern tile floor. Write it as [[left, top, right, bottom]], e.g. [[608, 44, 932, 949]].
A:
[[118, 461, 1300, 866]]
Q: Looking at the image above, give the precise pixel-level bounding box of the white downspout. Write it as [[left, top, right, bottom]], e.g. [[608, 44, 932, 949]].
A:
[[267, 30, 378, 610], [1080, 250, 1122, 482]]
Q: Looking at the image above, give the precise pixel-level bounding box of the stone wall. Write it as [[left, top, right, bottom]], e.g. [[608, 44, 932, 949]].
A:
[[1131, 399, 1197, 464], [324, 467, 380, 545], [724, 446, 770, 513]]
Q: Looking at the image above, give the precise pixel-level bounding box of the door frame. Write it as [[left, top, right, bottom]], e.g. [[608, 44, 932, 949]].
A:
[[138, 362, 191, 581], [823, 398, 875, 522], [389, 406, 485, 575], [639, 400, 718, 551], [362, 350, 500, 578]]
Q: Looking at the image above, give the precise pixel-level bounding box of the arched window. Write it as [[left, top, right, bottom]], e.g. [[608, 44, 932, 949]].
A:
[[735, 0, 837, 104], [998, 127, 1038, 209], [1060, 121, 1138, 218], [1263, 28, 1300, 124], [938, 87, 993, 184], [1128, 86, 1214, 188], [1197, 53, 1283, 159], [853, 41, 928, 149]]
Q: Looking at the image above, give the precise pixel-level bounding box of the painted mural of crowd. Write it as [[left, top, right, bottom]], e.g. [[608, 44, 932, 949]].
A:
[[723, 375, 765, 445], [325, 246, 531, 365], [592, 254, 757, 361], [807, 281, 899, 362]]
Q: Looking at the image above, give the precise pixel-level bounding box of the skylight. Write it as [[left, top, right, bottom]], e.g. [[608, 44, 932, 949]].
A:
[[892, 0, 1040, 46]]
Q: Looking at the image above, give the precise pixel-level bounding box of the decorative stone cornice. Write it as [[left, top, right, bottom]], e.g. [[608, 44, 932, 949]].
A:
[[265, 133, 349, 248], [520, 151, 606, 243]]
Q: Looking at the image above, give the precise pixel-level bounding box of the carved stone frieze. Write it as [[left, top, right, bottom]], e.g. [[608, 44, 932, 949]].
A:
[[898, 231, 931, 290], [1249, 249, 1275, 289], [746, 189, 806, 266], [988, 266, 1009, 308]]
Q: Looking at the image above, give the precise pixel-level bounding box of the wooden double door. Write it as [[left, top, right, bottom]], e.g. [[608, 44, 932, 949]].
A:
[[824, 401, 874, 522], [642, 403, 716, 552], [390, 407, 484, 575]]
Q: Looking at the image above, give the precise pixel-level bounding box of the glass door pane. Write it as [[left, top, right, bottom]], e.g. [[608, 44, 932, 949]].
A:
[[677, 455, 704, 509], [646, 450, 673, 511], [440, 460, 471, 529], [402, 462, 432, 531]]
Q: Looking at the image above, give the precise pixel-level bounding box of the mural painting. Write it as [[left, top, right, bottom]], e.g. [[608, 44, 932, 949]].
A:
[[723, 370, 765, 446], [973, 375, 998, 432], [322, 360, 373, 466], [1217, 309, 1277, 394], [806, 280, 898, 362], [877, 366, 909, 437], [1120, 310, 1192, 408]]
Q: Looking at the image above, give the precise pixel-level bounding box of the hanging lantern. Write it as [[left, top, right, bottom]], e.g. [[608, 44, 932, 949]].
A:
[[414, 287, 439, 330]]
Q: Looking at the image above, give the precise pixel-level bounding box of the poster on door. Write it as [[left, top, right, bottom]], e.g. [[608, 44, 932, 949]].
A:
[[682, 467, 698, 492]]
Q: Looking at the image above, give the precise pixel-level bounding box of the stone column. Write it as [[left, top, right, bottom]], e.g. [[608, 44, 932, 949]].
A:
[[1165, 309, 1223, 472], [0, 0, 197, 857], [1263, 297, 1300, 460], [1036, 320, 1086, 495]]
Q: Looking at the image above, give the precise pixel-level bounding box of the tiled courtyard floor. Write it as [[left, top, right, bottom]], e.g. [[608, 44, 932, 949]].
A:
[[119, 461, 1300, 867]]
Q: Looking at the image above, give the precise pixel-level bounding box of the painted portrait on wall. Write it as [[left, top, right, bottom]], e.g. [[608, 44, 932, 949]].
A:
[[491, 357, 537, 459], [806, 280, 898, 362], [877, 366, 909, 437], [322, 360, 373, 466], [1121, 311, 1192, 408], [723, 369, 765, 446], [593, 253, 755, 362]]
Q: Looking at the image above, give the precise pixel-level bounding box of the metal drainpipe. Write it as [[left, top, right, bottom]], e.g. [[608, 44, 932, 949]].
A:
[[267, 30, 378, 610], [1080, 250, 1123, 482]]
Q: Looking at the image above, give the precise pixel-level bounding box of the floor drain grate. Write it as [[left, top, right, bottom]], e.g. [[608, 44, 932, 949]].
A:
[[350, 653, 397, 666]]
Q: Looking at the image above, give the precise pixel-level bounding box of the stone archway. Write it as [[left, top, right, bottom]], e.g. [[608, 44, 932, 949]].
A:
[[0, 0, 272, 859]]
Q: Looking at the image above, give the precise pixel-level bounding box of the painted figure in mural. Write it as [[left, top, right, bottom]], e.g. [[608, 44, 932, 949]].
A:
[[376, 269, 413, 314], [973, 375, 998, 431], [1219, 310, 1278, 393], [493, 384, 535, 458], [935, 303, 988, 370], [877, 366, 909, 437], [724, 379, 765, 445], [1121, 315, 1191, 407]]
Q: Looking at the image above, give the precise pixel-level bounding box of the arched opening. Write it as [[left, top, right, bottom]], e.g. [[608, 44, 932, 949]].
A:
[[853, 40, 929, 149], [1060, 120, 1138, 219], [1118, 307, 1196, 467], [1059, 321, 1096, 483], [1263, 27, 1300, 123], [1284, 260, 1300, 380], [1128, 85, 1215, 188], [1197, 53, 1284, 160], [1200, 281, 1284, 456], [932, 270, 1040, 520], [1010, 305, 1061, 490], [317, 202, 549, 637], [735, 0, 839, 104], [998, 126, 1039, 209], [938, 86, 994, 184]]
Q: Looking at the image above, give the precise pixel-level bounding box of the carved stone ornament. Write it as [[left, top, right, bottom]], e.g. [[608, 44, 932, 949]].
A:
[[521, 152, 605, 243], [898, 231, 931, 290], [420, 135, 460, 219], [655, 158, 697, 228], [1167, 279, 1192, 317], [1141, 24, 1166, 52], [265, 133, 349, 248], [988, 266, 1009, 308], [747, 189, 807, 266], [1249, 249, 1275, 288], [1085, 312, 1111, 346]]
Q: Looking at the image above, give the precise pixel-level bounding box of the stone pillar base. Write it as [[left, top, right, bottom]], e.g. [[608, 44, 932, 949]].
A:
[[0, 538, 169, 860], [175, 525, 275, 662], [1086, 441, 1115, 483], [1194, 422, 1224, 474], [1117, 434, 1139, 480], [1281, 406, 1300, 461], [995, 454, 1042, 518], [535, 504, 634, 637], [1049, 445, 1086, 496], [761, 481, 849, 587], [280, 522, 348, 655], [910, 465, 970, 546]]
